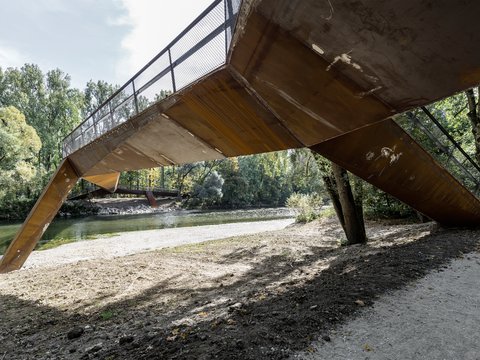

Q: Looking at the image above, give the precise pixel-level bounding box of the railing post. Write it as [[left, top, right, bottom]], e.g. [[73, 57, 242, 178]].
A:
[[224, 0, 228, 58], [80, 127, 85, 149], [92, 115, 99, 138], [168, 49, 177, 92], [132, 81, 139, 115], [108, 103, 115, 127], [227, 0, 234, 31]]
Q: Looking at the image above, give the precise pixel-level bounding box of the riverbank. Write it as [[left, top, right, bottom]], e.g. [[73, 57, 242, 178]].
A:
[[1, 217, 479, 359], [0, 207, 296, 255], [21, 219, 294, 269]]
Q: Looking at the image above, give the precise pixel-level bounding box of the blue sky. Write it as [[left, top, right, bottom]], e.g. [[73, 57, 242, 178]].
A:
[[0, 0, 212, 89]]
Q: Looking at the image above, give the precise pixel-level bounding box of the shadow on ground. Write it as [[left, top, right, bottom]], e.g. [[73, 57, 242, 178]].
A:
[[1, 225, 479, 359]]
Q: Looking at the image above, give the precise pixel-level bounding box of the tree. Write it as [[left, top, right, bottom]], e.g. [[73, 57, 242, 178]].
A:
[[83, 80, 117, 118], [314, 154, 367, 245], [0, 106, 41, 201], [0, 64, 83, 173], [189, 171, 225, 207]]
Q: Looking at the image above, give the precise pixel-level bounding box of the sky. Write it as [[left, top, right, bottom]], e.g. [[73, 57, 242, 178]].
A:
[[0, 0, 212, 89]]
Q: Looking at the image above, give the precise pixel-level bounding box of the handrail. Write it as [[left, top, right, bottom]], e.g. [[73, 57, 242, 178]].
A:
[[403, 110, 480, 195], [62, 0, 240, 157], [421, 106, 480, 173]]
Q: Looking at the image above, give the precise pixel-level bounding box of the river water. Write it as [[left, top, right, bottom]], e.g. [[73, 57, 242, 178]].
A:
[[0, 208, 294, 255]]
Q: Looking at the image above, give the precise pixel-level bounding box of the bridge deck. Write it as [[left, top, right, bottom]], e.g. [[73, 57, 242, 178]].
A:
[[2, 0, 480, 272]]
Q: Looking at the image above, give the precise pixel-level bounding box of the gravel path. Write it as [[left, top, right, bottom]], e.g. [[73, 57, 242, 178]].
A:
[[297, 253, 480, 360], [20, 219, 294, 269]]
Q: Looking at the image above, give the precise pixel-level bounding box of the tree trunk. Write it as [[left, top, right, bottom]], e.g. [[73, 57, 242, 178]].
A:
[[331, 163, 367, 245], [351, 174, 366, 237], [321, 173, 345, 231], [160, 166, 165, 189], [313, 152, 367, 245]]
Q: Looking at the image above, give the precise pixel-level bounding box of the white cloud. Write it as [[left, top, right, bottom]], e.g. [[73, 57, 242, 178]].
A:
[[113, 0, 213, 84], [0, 43, 29, 69]]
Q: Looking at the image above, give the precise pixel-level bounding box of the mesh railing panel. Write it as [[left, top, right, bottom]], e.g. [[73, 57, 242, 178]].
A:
[[63, 0, 241, 157], [396, 109, 480, 197]]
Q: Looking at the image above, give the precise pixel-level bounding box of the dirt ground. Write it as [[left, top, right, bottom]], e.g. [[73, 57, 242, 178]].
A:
[[1, 217, 479, 359], [296, 252, 480, 359]]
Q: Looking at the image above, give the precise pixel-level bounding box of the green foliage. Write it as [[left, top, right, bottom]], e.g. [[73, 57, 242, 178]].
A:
[[286, 192, 323, 222], [0, 195, 37, 220], [100, 310, 115, 321], [0, 106, 41, 204], [59, 200, 100, 217], [36, 237, 76, 251], [395, 93, 478, 195], [83, 80, 117, 117], [187, 171, 224, 208], [0, 64, 83, 173], [363, 184, 415, 219]]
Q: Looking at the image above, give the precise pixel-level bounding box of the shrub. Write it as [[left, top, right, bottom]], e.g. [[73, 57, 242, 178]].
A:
[[187, 171, 225, 208], [286, 192, 323, 222]]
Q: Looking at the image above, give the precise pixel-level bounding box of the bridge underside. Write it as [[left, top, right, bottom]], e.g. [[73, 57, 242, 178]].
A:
[[2, 0, 480, 272]]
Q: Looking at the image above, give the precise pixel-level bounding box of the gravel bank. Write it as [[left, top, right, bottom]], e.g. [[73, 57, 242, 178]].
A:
[[21, 218, 294, 269]]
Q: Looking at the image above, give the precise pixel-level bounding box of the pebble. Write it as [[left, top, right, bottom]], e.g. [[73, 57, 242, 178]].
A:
[[119, 335, 134, 345], [85, 343, 103, 354], [228, 302, 243, 313], [67, 327, 84, 340], [322, 335, 331, 342]]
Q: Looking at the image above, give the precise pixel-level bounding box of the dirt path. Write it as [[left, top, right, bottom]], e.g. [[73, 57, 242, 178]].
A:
[[0, 218, 479, 359], [296, 253, 480, 359]]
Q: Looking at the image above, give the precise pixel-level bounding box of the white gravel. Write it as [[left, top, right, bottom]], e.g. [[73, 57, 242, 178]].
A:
[[20, 219, 294, 270], [296, 253, 480, 360]]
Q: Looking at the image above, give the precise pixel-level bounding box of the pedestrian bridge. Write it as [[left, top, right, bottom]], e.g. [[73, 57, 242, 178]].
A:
[[2, 0, 480, 272]]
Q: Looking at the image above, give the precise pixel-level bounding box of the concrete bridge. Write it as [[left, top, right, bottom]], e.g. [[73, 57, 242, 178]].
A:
[[2, 0, 480, 273]]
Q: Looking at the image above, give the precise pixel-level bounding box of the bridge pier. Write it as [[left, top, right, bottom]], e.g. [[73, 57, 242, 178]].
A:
[[311, 119, 480, 227], [0, 159, 79, 273]]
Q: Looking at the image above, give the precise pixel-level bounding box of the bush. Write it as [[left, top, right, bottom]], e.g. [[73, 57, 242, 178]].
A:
[[363, 185, 415, 219], [286, 192, 323, 222], [187, 171, 225, 208], [0, 196, 37, 220], [59, 200, 100, 217]]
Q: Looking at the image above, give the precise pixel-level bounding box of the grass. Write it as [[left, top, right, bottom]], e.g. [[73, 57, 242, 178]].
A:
[[36, 233, 120, 251], [100, 310, 115, 321]]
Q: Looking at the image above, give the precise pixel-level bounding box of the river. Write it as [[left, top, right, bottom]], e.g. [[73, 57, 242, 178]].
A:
[[0, 208, 294, 255]]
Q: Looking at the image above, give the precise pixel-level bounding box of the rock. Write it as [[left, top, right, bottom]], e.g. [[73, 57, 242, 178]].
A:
[[228, 302, 243, 313], [119, 335, 134, 346], [355, 299, 366, 307], [236, 339, 245, 349], [322, 335, 331, 342], [85, 343, 103, 354], [67, 327, 84, 340]]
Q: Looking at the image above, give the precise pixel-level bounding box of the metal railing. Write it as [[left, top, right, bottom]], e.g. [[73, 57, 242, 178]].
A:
[[397, 107, 480, 196], [62, 0, 241, 157]]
